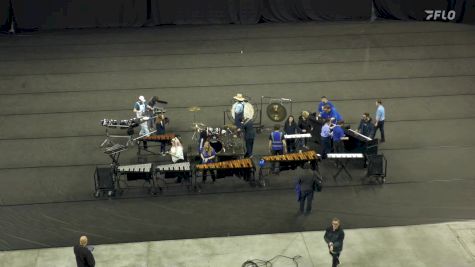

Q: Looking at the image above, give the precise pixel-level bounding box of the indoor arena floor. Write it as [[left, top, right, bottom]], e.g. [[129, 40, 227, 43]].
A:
[[0, 20, 474, 251]]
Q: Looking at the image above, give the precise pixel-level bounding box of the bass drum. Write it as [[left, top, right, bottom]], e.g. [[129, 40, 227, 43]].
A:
[[229, 102, 257, 121], [209, 139, 223, 153]]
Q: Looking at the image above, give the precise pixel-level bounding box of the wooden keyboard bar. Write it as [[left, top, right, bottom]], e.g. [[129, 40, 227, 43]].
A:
[[262, 150, 319, 162]]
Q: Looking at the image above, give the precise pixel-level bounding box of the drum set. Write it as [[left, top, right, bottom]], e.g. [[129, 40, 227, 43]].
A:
[[191, 122, 242, 154], [190, 106, 243, 154]]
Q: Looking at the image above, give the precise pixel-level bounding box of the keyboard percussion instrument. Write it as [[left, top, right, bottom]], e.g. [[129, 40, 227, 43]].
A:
[[143, 133, 176, 142], [262, 150, 320, 162], [196, 158, 254, 170], [284, 133, 312, 139], [327, 153, 365, 180]]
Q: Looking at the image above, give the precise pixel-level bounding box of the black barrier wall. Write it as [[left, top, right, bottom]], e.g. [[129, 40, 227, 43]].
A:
[[4, 0, 475, 30]]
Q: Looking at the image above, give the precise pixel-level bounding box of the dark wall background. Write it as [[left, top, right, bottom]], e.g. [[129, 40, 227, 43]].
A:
[[4, 0, 475, 30], [0, 0, 10, 29]]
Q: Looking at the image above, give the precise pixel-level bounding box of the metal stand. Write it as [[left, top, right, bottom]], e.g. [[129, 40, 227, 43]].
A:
[[333, 159, 353, 181], [257, 96, 293, 129]]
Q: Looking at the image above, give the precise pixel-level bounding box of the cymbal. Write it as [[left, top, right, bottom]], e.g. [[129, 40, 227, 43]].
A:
[[191, 122, 206, 129], [188, 106, 201, 112], [224, 124, 237, 129]]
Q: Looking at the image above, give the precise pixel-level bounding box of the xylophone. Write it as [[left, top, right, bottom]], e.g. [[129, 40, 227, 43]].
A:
[[262, 150, 320, 162], [143, 133, 176, 142]]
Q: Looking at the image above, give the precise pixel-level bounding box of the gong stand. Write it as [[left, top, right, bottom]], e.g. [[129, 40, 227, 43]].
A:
[[258, 96, 293, 128]]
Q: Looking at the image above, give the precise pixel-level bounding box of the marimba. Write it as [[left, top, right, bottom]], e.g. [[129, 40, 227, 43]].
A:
[[143, 133, 176, 142], [196, 158, 254, 170], [260, 150, 320, 178], [262, 150, 320, 162], [195, 158, 256, 184]]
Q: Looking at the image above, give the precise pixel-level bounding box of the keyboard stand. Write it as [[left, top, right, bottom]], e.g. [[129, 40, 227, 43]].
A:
[[333, 159, 353, 181]]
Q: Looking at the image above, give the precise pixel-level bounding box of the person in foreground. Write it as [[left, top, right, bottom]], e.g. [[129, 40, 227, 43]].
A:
[[297, 162, 319, 215], [73, 235, 95, 267], [324, 218, 345, 267]]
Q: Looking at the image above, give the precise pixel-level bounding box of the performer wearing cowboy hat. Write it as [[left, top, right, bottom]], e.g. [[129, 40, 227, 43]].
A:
[[233, 93, 246, 129], [133, 95, 150, 148]]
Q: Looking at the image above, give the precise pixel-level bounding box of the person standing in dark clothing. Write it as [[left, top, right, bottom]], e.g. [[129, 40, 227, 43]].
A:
[[298, 111, 312, 148], [284, 115, 298, 153], [297, 162, 318, 215], [357, 113, 375, 138], [324, 218, 345, 267], [155, 114, 167, 154], [242, 118, 256, 158], [73, 236, 95, 267]]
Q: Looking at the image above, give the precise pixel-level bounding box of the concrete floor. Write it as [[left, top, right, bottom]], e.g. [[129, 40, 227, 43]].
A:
[[0, 220, 474, 267], [0, 20, 474, 252]]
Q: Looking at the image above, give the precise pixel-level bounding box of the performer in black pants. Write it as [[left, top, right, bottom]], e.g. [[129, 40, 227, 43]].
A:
[[297, 162, 319, 215], [242, 118, 256, 158], [324, 218, 345, 267], [284, 115, 298, 153]]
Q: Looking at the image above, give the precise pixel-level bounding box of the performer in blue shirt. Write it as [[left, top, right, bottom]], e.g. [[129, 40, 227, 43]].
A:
[[320, 105, 343, 123], [317, 96, 335, 115], [233, 93, 246, 129], [332, 120, 346, 153], [372, 99, 386, 143], [320, 119, 332, 158]]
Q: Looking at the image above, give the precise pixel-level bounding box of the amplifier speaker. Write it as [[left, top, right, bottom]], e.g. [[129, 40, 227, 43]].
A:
[[95, 167, 115, 189], [367, 154, 385, 176]]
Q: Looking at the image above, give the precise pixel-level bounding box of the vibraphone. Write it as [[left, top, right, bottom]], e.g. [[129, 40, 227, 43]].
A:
[[155, 162, 193, 188], [195, 158, 256, 185], [116, 163, 158, 194]]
